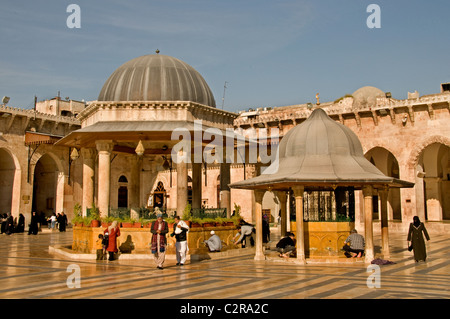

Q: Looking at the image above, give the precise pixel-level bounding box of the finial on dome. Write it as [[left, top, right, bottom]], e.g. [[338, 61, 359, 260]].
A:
[[155, 49, 160, 54]]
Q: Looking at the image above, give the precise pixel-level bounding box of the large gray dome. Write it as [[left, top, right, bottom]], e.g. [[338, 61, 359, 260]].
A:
[[98, 54, 216, 107]]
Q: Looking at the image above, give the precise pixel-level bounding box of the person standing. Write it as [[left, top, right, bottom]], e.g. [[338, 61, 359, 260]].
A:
[[58, 212, 67, 232], [28, 212, 39, 235], [150, 213, 169, 269], [407, 216, 430, 262], [104, 221, 120, 261], [16, 214, 25, 233], [170, 215, 189, 266], [96, 234, 106, 260]]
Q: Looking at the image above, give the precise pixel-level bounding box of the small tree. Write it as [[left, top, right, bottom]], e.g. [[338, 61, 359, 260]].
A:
[[182, 203, 192, 221]]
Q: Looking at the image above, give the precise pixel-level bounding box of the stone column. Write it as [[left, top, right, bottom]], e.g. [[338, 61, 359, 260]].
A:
[[219, 162, 231, 217], [176, 150, 188, 214], [254, 189, 265, 261], [292, 186, 306, 264], [129, 155, 142, 220], [192, 162, 202, 210], [379, 187, 390, 259], [363, 186, 374, 263], [81, 148, 95, 216], [276, 191, 287, 237], [414, 166, 426, 222], [55, 171, 65, 214], [96, 141, 113, 217]]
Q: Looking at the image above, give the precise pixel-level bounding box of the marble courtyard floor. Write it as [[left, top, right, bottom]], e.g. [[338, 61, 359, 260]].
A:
[[0, 227, 449, 300]]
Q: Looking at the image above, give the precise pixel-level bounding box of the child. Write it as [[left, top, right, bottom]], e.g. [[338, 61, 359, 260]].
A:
[[96, 234, 105, 260], [102, 232, 109, 258]]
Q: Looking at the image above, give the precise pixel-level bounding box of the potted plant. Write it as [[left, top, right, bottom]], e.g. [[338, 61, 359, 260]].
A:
[[201, 218, 217, 228], [71, 203, 83, 226], [89, 203, 101, 227], [101, 216, 115, 228], [189, 217, 202, 228], [216, 217, 235, 226], [120, 216, 136, 228], [182, 203, 192, 226]]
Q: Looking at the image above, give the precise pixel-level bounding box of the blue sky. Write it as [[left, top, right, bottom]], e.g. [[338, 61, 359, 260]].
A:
[[0, 0, 449, 112]]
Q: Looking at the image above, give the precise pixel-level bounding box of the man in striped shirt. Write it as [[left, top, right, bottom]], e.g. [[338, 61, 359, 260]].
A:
[[343, 229, 365, 258]]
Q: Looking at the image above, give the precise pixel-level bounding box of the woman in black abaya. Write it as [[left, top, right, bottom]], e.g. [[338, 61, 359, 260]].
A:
[[28, 212, 39, 235], [407, 216, 430, 262]]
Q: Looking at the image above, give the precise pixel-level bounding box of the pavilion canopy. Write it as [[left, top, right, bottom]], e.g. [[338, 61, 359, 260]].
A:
[[229, 108, 414, 191]]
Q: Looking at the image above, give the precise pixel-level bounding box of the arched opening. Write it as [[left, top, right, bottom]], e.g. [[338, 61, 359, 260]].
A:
[[32, 154, 59, 219], [187, 175, 193, 205], [117, 175, 128, 208], [153, 181, 166, 210], [417, 143, 450, 221], [365, 147, 402, 221], [0, 148, 16, 214]]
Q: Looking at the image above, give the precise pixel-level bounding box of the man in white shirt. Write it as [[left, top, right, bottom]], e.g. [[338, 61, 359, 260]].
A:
[[205, 231, 222, 252], [170, 216, 189, 265]]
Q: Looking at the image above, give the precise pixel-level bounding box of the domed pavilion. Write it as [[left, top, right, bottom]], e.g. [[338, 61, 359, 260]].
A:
[[230, 108, 414, 263], [57, 52, 237, 218]]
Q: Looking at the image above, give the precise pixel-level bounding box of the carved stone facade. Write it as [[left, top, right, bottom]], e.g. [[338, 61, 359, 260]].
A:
[[1, 71, 448, 235]]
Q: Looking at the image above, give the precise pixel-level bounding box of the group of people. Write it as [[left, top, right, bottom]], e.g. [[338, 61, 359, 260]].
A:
[[1, 211, 68, 236], [100, 214, 255, 268], [28, 211, 67, 235], [273, 215, 431, 262], [98, 213, 431, 266], [0, 213, 24, 235], [341, 215, 431, 262], [45, 212, 68, 232]]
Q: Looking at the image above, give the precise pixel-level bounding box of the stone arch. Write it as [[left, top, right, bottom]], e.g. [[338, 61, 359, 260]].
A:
[[413, 139, 450, 221], [151, 179, 168, 210], [406, 135, 450, 222], [32, 152, 65, 218], [365, 146, 402, 220], [408, 135, 450, 168], [0, 147, 21, 216]]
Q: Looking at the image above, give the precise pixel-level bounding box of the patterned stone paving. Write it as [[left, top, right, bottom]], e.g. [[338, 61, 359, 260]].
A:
[[0, 228, 449, 301]]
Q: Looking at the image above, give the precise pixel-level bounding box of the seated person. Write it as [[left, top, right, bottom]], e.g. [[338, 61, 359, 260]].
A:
[[276, 232, 296, 258], [343, 229, 365, 258], [204, 231, 222, 252]]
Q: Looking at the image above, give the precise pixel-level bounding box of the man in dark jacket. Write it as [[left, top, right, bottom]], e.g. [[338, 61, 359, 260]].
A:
[[276, 232, 296, 258], [170, 215, 189, 266]]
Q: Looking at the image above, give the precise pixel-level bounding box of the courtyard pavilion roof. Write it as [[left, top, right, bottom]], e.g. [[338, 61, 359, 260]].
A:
[[55, 120, 245, 154], [229, 108, 414, 191]]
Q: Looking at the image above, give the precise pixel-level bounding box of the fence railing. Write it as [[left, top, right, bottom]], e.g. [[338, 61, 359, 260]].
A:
[[191, 208, 227, 219]]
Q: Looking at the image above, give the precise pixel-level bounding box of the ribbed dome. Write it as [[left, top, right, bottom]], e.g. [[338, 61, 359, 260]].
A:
[[98, 54, 216, 107], [230, 108, 399, 190], [273, 108, 386, 180]]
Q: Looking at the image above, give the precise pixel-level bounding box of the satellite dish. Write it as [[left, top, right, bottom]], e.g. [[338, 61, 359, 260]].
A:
[[2, 96, 10, 104]]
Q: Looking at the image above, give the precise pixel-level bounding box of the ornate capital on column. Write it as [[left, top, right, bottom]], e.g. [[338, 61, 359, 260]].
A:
[[292, 185, 305, 198], [254, 189, 265, 203], [362, 185, 373, 197], [95, 140, 114, 154]]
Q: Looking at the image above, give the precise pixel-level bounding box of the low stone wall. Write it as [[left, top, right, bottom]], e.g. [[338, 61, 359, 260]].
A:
[[290, 221, 354, 257], [72, 224, 239, 256]]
